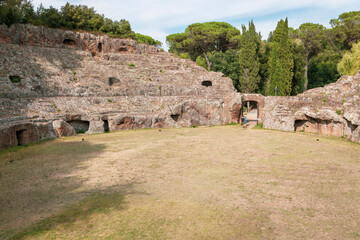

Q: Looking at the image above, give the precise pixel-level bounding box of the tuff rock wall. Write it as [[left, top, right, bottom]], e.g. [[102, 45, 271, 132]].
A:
[[1, 24, 359, 150], [0, 24, 242, 150], [263, 72, 360, 143]]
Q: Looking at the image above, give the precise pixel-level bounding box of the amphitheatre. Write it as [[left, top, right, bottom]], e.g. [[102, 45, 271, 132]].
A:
[[0, 24, 360, 239]]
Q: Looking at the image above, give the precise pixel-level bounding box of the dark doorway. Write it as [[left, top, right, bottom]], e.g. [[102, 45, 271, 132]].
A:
[[16, 130, 26, 146], [103, 120, 109, 132], [294, 120, 307, 132], [67, 120, 90, 134], [98, 42, 103, 52], [241, 101, 258, 124], [63, 39, 76, 46]]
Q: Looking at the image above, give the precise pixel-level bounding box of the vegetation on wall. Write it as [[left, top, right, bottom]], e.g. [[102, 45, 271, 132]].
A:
[[0, 0, 161, 46]]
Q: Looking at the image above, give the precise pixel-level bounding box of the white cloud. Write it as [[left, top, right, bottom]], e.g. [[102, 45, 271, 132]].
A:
[[31, 0, 360, 50]]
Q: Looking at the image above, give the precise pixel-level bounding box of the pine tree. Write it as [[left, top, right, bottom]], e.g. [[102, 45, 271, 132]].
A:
[[238, 21, 261, 93], [291, 40, 306, 95], [268, 18, 294, 96]]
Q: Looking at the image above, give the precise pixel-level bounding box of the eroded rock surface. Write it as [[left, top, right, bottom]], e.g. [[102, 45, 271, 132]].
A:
[[1, 23, 359, 150], [263, 72, 360, 142], [0, 24, 241, 150]]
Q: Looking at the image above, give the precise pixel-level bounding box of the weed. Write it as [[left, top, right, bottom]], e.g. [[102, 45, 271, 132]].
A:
[[72, 71, 77, 75], [336, 109, 342, 115], [191, 125, 199, 128], [52, 103, 61, 112], [129, 63, 135, 67], [9, 76, 21, 83], [159, 69, 163, 73], [342, 99, 346, 105], [148, 78, 152, 81], [107, 99, 112, 102], [322, 98, 326, 103], [253, 123, 263, 129]]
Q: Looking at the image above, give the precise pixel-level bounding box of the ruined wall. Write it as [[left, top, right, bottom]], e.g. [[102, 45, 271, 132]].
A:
[[2, 24, 358, 150], [0, 24, 242, 150], [263, 72, 360, 143]]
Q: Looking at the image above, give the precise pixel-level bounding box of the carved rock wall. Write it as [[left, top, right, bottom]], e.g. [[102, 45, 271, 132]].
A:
[[0, 24, 241, 150], [263, 72, 360, 143]]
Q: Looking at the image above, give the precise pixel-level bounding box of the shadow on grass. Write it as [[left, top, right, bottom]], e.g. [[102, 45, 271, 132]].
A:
[[0, 140, 136, 240], [9, 193, 126, 240]]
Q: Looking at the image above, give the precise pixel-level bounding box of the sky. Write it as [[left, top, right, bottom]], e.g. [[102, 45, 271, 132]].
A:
[[31, 0, 360, 50]]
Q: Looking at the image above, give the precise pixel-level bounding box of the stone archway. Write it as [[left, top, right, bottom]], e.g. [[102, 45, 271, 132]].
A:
[[241, 94, 265, 123], [242, 100, 259, 123]]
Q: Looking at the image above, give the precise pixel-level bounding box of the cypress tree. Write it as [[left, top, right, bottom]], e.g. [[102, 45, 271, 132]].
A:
[[238, 21, 261, 93], [268, 18, 294, 96]]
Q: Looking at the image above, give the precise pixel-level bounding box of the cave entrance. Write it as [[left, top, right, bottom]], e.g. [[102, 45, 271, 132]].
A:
[[241, 101, 258, 124], [294, 120, 307, 132], [16, 130, 26, 146], [103, 120, 109, 132], [67, 120, 90, 134], [171, 114, 180, 122]]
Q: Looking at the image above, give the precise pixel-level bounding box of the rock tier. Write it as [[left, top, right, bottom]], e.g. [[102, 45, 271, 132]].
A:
[[0, 24, 241, 150]]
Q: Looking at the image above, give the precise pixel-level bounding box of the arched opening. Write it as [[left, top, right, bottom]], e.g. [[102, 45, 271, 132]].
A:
[[9, 75, 21, 83], [103, 120, 109, 132], [117, 47, 128, 52], [294, 120, 307, 132], [67, 120, 89, 134], [63, 39, 76, 46], [16, 130, 26, 146], [201, 81, 212, 87], [241, 101, 258, 125]]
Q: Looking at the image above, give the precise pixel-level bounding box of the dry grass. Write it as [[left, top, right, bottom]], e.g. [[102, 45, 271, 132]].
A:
[[0, 126, 360, 239]]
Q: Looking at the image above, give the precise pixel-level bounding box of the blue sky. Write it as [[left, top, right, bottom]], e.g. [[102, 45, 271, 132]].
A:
[[32, 0, 360, 50]]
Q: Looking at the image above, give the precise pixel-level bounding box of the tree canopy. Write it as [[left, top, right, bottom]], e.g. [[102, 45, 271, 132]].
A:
[[238, 21, 261, 93], [0, 0, 161, 46], [337, 41, 360, 76], [268, 18, 294, 96], [166, 22, 240, 69]]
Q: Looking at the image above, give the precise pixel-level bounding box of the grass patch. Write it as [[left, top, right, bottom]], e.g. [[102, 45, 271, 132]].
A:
[[253, 123, 264, 129], [1, 127, 360, 239], [10, 194, 125, 240]]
